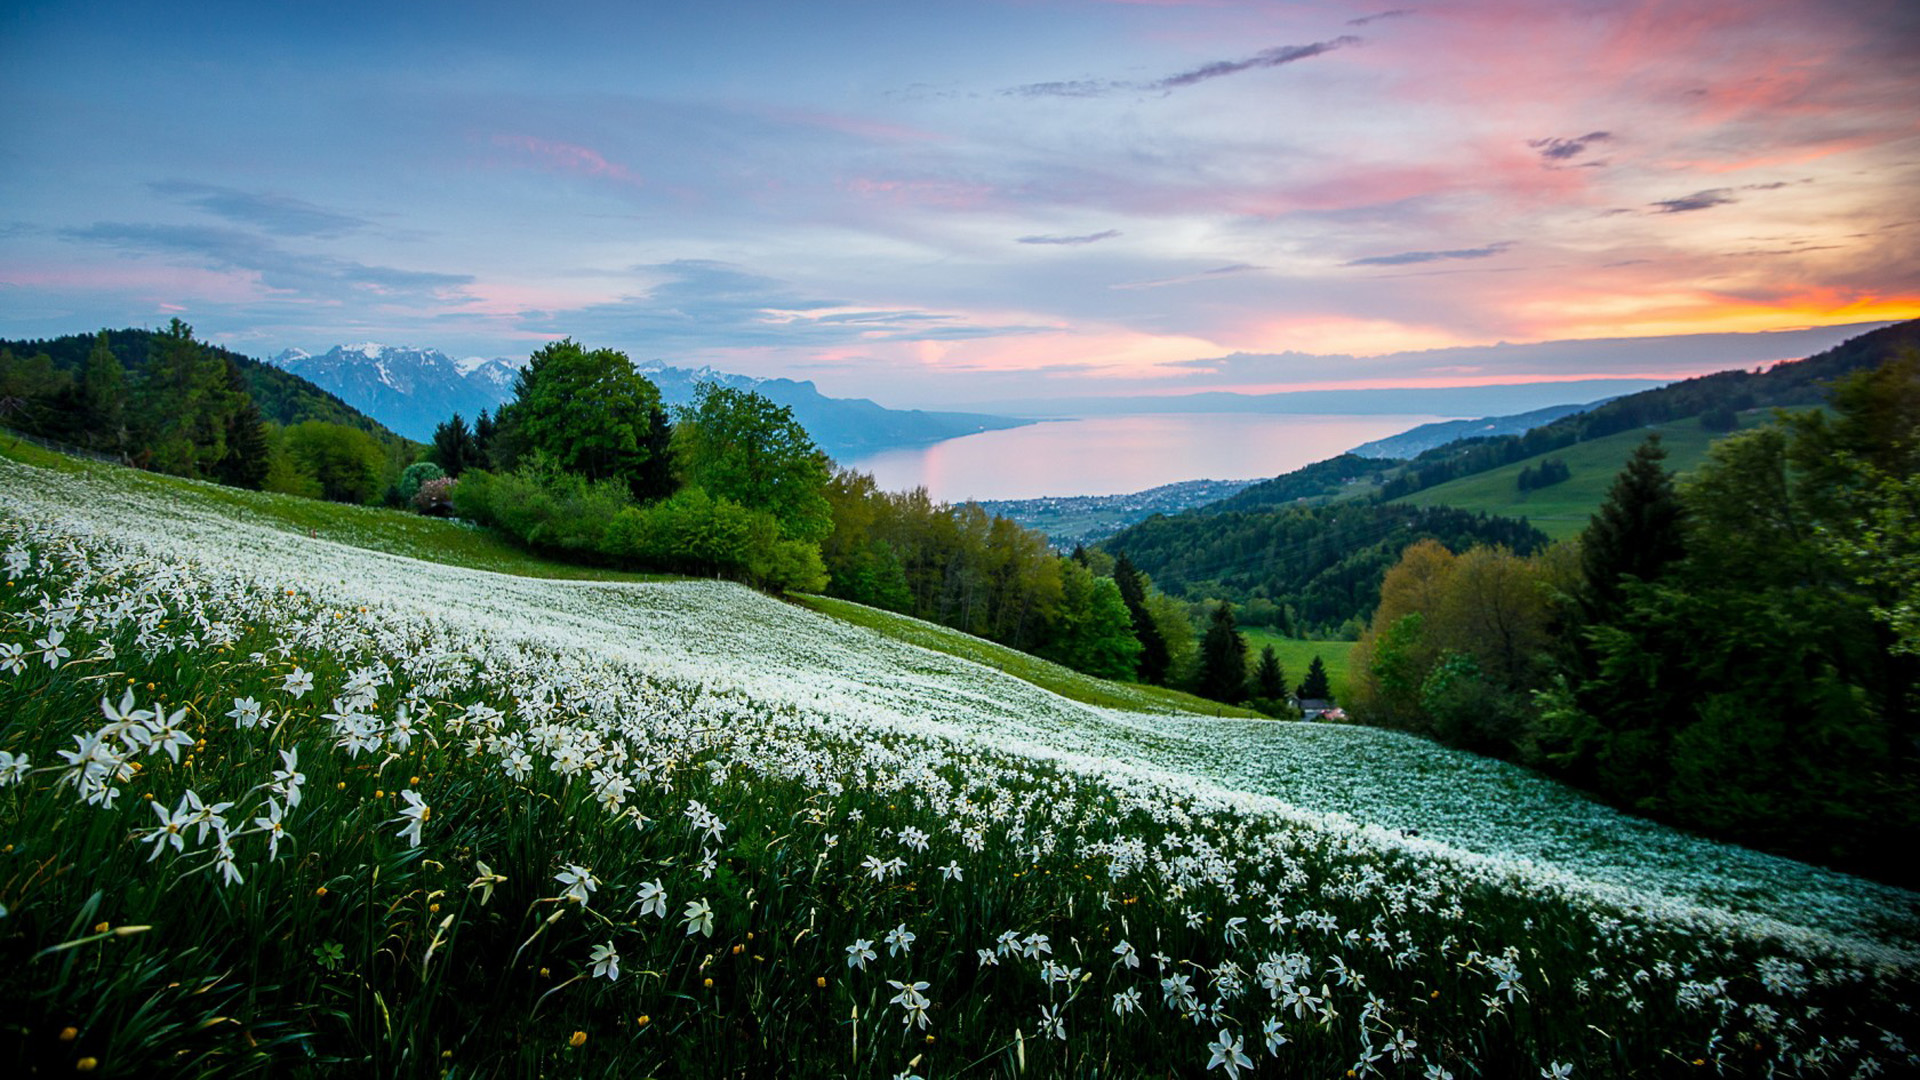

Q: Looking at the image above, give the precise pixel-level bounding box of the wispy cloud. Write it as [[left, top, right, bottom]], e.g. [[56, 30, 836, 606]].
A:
[[1017, 230, 1122, 246], [1346, 9, 1416, 28], [1112, 263, 1261, 290], [1151, 37, 1362, 90], [1526, 131, 1611, 164], [1006, 36, 1360, 97], [1651, 189, 1736, 213], [61, 222, 471, 298], [1346, 241, 1514, 267], [147, 181, 372, 238]]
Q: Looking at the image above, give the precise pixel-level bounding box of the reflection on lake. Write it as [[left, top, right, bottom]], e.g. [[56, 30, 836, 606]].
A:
[[846, 413, 1456, 502]]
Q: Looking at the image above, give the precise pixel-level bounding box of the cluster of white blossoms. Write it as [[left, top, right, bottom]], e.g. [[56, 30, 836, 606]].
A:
[[3, 455, 1918, 1078]]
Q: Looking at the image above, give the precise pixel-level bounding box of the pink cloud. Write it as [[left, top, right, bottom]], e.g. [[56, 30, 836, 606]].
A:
[[490, 134, 642, 185]]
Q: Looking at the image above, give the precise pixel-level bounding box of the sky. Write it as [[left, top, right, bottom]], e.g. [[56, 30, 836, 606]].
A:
[[3, 0, 1917, 410]]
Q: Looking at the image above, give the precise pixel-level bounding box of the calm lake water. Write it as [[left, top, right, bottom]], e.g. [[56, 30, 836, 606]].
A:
[[847, 413, 1457, 502]]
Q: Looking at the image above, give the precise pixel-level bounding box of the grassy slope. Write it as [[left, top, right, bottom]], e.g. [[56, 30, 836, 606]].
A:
[[4, 436, 1245, 717], [1387, 412, 1771, 540], [0, 436, 668, 583], [1239, 628, 1354, 703], [795, 593, 1262, 717]]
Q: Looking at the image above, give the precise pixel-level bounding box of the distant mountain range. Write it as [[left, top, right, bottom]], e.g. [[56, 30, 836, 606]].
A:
[[267, 344, 1031, 461]]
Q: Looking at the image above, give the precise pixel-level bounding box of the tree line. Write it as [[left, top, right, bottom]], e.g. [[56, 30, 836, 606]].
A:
[[1344, 352, 1920, 886], [1, 322, 416, 502]]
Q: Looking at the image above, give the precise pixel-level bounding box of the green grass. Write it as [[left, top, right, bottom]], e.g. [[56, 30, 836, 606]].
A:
[[793, 594, 1263, 717], [1238, 629, 1355, 703], [1387, 412, 1779, 540], [0, 435, 671, 583]]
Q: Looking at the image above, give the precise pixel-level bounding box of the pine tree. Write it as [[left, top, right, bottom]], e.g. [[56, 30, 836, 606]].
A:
[[1197, 602, 1248, 704], [213, 360, 271, 489], [630, 405, 677, 502], [1579, 434, 1686, 623], [1253, 644, 1286, 700], [80, 331, 126, 452], [1296, 655, 1332, 700], [431, 413, 479, 477], [472, 409, 497, 468], [1113, 553, 1171, 684]]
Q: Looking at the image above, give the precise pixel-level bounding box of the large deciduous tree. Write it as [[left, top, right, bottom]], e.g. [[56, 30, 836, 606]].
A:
[[672, 383, 832, 543], [495, 340, 664, 497]]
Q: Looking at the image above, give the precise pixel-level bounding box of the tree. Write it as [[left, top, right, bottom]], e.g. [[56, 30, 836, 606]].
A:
[[209, 359, 270, 489], [631, 405, 677, 502], [1197, 602, 1248, 704], [1579, 435, 1686, 624], [430, 413, 482, 477], [80, 331, 126, 452], [1252, 645, 1286, 701], [139, 319, 239, 478], [1113, 553, 1172, 684], [496, 340, 664, 496], [1297, 655, 1332, 700], [283, 420, 386, 504], [673, 384, 833, 543]]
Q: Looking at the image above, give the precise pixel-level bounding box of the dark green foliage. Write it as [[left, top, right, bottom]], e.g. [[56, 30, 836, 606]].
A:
[[1515, 457, 1570, 492], [1107, 502, 1548, 635], [282, 420, 388, 504], [1042, 562, 1141, 680], [1539, 359, 1918, 884], [1197, 603, 1248, 704], [1202, 453, 1392, 514], [495, 340, 665, 498], [818, 469, 1158, 681], [1578, 435, 1686, 624], [79, 332, 126, 452], [1114, 553, 1171, 684], [212, 360, 271, 489], [429, 413, 483, 477], [396, 461, 446, 504], [1698, 404, 1739, 432], [673, 384, 833, 543], [1297, 654, 1332, 700], [2, 327, 409, 446], [1251, 645, 1286, 705], [631, 404, 678, 502]]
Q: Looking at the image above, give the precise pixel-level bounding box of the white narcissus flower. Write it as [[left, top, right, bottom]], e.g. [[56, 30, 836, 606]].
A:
[[590, 941, 620, 981], [683, 897, 714, 937], [846, 938, 876, 971], [1207, 1028, 1253, 1079], [554, 864, 596, 905], [394, 789, 428, 848], [634, 879, 668, 919]]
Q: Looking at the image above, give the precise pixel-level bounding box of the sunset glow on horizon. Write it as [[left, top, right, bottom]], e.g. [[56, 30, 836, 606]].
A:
[[3, 0, 1915, 408]]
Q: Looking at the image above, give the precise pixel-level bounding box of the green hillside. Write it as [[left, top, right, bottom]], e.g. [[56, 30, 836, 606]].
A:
[[1390, 411, 1774, 540], [1239, 629, 1355, 703]]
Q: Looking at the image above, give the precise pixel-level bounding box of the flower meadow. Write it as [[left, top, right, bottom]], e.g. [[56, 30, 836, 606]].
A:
[[1, 455, 1917, 1078]]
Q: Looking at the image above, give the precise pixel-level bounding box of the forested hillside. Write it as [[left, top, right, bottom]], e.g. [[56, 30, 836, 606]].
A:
[[1103, 319, 1920, 634], [3, 327, 409, 444]]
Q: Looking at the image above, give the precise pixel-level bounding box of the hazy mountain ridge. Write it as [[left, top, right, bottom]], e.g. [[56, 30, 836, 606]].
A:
[[268, 345, 1032, 461], [1348, 401, 1605, 459]]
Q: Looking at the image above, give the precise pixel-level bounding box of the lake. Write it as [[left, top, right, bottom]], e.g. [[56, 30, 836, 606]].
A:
[[845, 412, 1458, 502]]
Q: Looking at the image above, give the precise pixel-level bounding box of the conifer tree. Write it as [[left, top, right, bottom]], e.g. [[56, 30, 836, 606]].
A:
[[1297, 654, 1332, 700], [1113, 553, 1171, 684], [1253, 644, 1286, 701], [1579, 434, 1686, 623], [431, 413, 480, 477], [1197, 602, 1248, 704], [214, 360, 270, 489], [80, 331, 126, 452]]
